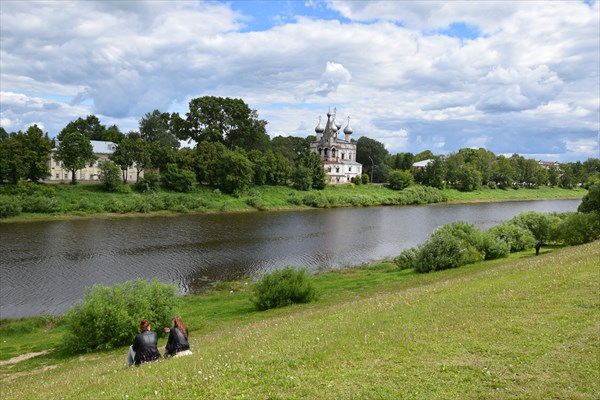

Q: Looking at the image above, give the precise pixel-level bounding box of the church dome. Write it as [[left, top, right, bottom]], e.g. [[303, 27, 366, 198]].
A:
[[315, 116, 324, 133], [344, 117, 353, 134]]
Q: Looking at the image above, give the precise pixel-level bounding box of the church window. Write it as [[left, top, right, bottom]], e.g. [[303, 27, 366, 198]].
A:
[[336, 167, 340, 173]]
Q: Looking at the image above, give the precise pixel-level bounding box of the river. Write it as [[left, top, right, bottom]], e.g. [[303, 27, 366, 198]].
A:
[[0, 199, 580, 318]]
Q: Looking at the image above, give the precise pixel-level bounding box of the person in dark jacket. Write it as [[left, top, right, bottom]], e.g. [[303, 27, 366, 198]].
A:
[[131, 319, 161, 366], [164, 316, 191, 357]]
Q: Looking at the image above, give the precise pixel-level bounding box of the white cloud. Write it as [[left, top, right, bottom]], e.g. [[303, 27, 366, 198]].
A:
[[0, 0, 598, 162]]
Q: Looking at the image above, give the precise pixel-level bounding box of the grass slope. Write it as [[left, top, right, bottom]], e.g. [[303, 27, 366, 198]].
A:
[[1, 243, 598, 399]]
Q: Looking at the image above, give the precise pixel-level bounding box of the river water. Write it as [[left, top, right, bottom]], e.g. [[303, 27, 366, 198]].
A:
[[0, 199, 580, 318]]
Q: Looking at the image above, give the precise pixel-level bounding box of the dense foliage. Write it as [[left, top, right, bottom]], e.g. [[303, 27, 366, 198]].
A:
[[396, 210, 599, 273], [61, 279, 178, 353], [252, 267, 317, 311]]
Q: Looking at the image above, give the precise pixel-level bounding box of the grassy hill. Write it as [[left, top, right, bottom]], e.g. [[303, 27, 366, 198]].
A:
[[1, 242, 598, 399]]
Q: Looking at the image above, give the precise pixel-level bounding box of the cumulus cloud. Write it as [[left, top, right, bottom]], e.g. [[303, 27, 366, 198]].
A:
[[313, 62, 352, 96], [0, 0, 598, 161]]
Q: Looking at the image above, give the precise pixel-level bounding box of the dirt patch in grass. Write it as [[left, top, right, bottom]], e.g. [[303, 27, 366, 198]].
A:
[[0, 350, 51, 366]]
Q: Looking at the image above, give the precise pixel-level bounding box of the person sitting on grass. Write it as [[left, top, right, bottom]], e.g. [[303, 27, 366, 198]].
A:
[[129, 319, 161, 366], [164, 316, 192, 357]]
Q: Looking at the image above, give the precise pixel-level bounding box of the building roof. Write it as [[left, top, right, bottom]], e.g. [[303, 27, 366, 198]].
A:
[[90, 140, 117, 154], [412, 159, 434, 168]]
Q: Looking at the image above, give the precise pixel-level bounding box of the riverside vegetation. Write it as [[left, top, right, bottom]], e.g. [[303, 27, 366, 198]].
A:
[[1, 198, 599, 398], [0, 181, 587, 221], [0, 242, 598, 399]]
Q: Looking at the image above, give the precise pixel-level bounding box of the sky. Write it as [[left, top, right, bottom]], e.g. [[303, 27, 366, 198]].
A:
[[1, 0, 599, 162]]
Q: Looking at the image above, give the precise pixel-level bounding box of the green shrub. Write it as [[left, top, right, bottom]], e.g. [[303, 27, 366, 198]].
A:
[[161, 164, 197, 193], [361, 174, 370, 184], [116, 184, 132, 194], [61, 279, 178, 354], [99, 160, 123, 192], [578, 184, 600, 214], [135, 172, 160, 192], [480, 232, 510, 260], [387, 170, 414, 190], [508, 211, 561, 243], [252, 267, 317, 311], [0, 195, 22, 218], [20, 196, 62, 213], [488, 222, 536, 252], [415, 223, 484, 273], [394, 247, 418, 270], [556, 212, 600, 245]]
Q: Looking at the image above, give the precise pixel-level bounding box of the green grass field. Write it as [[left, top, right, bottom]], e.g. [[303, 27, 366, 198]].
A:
[[1, 242, 598, 399]]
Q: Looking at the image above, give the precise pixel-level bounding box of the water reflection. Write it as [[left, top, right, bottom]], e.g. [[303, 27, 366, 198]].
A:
[[0, 199, 580, 318]]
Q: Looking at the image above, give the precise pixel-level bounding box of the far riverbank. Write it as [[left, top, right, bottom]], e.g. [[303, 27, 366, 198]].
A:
[[0, 183, 586, 223]]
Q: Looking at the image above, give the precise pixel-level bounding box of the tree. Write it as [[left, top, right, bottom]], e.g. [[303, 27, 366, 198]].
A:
[[292, 152, 326, 190], [110, 136, 139, 183], [414, 156, 446, 189], [356, 136, 389, 183], [58, 115, 106, 141], [184, 96, 270, 152], [457, 164, 482, 192], [388, 152, 415, 171], [491, 156, 515, 188], [99, 160, 123, 191], [215, 149, 254, 193], [139, 110, 181, 150], [54, 132, 96, 184], [0, 131, 27, 183], [22, 125, 52, 182], [195, 141, 228, 186], [271, 135, 312, 165]]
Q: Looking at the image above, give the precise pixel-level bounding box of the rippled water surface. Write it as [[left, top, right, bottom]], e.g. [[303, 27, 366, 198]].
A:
[[0, 199, 580, 318]]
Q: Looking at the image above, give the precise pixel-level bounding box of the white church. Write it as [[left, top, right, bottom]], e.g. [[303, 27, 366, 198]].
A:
[[310, 109, 362, 184]]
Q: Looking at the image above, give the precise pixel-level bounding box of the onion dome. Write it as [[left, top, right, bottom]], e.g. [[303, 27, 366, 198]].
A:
[[315, 116, 324, 134], [335, 119, 342, 131], [344, 116, 353, 134]]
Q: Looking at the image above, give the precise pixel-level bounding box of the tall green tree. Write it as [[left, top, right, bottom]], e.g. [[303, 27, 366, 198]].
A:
[[139, 110, 181, 150], [413, 156, 446, 189], [22, 125, 52, 182], [356, 136, 389, 183], [293, 151, 326, 190], [54, 132, 96, 184], [184, 96, 270, 152], [0, 131, 27, 183], [271, 135, 312, 165], [58, 115, 106, 141], [110, 135, 142, 183]]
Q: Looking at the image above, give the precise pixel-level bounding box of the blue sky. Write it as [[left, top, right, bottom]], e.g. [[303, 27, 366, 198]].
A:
[[1, 0, 598, 162]]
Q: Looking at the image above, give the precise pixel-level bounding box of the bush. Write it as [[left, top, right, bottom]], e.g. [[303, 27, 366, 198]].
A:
[[20, 196, 62, 213], [488, 222, 536, 252], [99, 160, 123, 192], [361, 174, 370, 185], [479, 232, 510, 260], [415, 222, 484, 273], [61, 279, 178, 353], [508, 211, 561, 243], [135, 172, 160, 192], [387, 170, 414, 190], [252, 267, 317, 311], [394, 247, 418, 270], [160, 164, 197, 193], [557, 212, 600, 245], [578, 184, 600, 214], [0, 195, 22, 218]]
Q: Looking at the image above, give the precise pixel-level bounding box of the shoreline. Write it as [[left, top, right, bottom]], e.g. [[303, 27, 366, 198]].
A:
[[0, 192, 584, 224]]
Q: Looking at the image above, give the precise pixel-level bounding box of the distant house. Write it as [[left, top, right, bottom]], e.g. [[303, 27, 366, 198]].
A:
[[47, 140, 139, 182], [309, 109, 362, 184], [538, 160, 560, 169]]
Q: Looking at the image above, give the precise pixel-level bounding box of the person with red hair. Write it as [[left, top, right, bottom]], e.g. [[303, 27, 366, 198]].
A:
[[129, 319, 161, 366], [164, 316, 191, 357]]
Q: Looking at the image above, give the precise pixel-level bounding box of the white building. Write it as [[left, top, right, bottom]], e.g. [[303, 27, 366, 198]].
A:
[[47, 140, 139, 182], [310, 109, 362, 184]]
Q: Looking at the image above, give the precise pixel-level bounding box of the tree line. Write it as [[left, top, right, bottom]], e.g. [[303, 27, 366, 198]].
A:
[[1, 96, 599, 193]]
